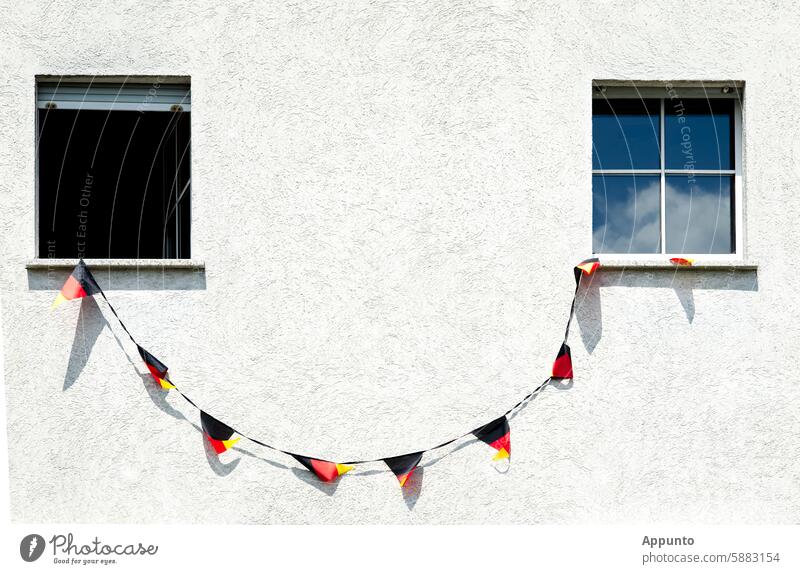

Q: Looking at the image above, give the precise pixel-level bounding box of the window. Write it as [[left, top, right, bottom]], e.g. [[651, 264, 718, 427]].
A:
[[37, 79, 191, 259], [592, 82, 742, 257]]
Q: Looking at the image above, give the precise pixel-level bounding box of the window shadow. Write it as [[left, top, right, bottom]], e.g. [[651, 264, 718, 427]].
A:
[[667, 269, 758, 323], [575, 267, 758, 337]]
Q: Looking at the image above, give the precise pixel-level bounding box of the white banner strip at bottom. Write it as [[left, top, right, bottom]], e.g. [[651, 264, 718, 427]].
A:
[[2, 524, 798, 573]]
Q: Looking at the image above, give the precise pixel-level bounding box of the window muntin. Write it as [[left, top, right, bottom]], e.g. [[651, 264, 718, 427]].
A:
[[592, 86, 741, 257], [37, 81, 191, 259]]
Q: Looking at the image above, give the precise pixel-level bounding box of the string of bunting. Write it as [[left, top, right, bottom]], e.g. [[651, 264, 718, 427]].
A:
[[52, 257, 607, 489]]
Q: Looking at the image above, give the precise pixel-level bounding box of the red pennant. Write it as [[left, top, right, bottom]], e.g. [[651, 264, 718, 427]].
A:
[[292, 455, 353, 482], [551, 343, 573, 379], [52, 260, 102, 309], [473, 417, 511, 460], [669, 257, 694, 266]]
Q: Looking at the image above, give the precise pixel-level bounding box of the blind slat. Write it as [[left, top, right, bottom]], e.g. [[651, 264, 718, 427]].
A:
[[37, 83, 190, 111]]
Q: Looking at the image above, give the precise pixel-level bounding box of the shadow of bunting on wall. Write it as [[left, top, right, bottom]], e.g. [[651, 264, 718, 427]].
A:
[[37, 80, 191, 259]]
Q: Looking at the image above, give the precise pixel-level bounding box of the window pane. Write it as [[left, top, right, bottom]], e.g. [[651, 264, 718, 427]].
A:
[[593, 175, 661, 253], [665, 99, 733, 170], [592, 99, 660, 170], [38, 109, 191, 258], [665, 175, 733, 254]]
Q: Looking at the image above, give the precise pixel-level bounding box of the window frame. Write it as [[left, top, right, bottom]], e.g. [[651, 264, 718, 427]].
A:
[[34, 75, 193, 261], [591, 82, 744, 261]]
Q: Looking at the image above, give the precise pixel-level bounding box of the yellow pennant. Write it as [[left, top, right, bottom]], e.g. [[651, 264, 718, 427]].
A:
[[222, 438, 240, 450], [158, 377, 176, 390], [336, 464, 354, 476], [493, 448, 510, 461], [51, 293, 68, 310]]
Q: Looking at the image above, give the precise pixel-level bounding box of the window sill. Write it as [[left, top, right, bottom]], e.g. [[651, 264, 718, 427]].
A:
[[26, 258, 205, 270], [597, 258, 757, 270]]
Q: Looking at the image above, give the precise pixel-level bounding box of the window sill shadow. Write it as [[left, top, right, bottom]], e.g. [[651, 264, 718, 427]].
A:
[[588, 266, 759, 325], [27, 259, 206, 291]]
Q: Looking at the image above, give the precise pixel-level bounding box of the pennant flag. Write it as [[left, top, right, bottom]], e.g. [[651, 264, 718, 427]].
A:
[[551, 343, 573, 379], [52, 259, 102, 309], [384, 452, 423, 487], [669, 257, 695, 266], [136, 346, 175, 390], [473, 416, 510, 460], [291, 455, 353, 482], [200, 411, 240, 454], [573, 257, 600, 286]]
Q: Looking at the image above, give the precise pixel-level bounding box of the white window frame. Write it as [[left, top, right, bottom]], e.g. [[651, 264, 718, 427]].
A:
[[591, 81, 744, 262]]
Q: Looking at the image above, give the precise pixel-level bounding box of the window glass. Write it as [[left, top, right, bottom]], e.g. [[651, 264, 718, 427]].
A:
[[592, 99, 660, 170], [665, 99, 733, 170], [592, 174, 661, 253], [665, 175, 733, 254]]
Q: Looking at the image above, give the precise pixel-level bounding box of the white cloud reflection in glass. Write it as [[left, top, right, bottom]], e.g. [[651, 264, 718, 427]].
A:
[[593, 175, 661, 254], [665, 175, 733, 254]]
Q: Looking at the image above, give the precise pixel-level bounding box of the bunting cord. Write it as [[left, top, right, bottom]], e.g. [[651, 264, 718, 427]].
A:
[[83, 262, 587, 467], [98, 290, 136, 345], [563, 296, 577, 341], [337, 376, 553, 465], [563, 273, 585, 341]]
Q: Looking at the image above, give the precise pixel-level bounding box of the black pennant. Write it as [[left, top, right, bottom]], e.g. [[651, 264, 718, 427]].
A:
[[200, 411, 235, 441], [200, 411, 239, 454], [384, 452, 423, 487]]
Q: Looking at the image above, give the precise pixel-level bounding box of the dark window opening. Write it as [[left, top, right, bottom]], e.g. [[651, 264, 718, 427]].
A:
[[37, 83, 190, 259]]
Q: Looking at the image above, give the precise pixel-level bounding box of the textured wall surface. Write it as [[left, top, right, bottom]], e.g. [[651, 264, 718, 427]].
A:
[[1, 0, 798, 524]]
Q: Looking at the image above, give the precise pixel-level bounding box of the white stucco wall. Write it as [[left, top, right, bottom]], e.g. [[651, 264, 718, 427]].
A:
[[1, 0, 798, 523]]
